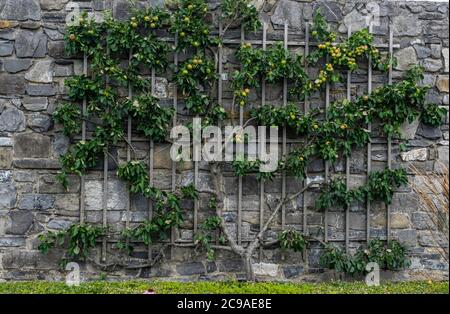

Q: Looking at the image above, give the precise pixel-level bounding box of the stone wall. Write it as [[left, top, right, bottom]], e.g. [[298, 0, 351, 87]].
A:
[[0, 0, 448, 282]]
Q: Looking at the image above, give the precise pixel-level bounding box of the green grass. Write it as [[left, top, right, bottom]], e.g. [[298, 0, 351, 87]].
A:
[[0, 280, 447, 294]]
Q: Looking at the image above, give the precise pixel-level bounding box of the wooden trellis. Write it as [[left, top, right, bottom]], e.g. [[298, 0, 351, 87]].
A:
[[76, 10, 399, 265]]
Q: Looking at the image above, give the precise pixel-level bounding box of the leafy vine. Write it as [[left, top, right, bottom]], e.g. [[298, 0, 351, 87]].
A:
[[320, 239, 410, 276], [42, 2, 444, 277]]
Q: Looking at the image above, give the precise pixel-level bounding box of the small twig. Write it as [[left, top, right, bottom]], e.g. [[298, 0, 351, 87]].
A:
[[120, 134, 138, 156], [105, 150, 119, 166]]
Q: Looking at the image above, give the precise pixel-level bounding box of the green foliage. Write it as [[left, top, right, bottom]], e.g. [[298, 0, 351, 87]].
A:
[[195, 215, 224, 261], [308, 11, 392, 92], [364, 168, 408, 205], [316, 178, 358, 210], [203, 105, 229, 127], [118, 205, 183, 251], [320, 239, 410, 276], [232, 43, 308, 105], [180, 184, 200, 200], [421, 104, 447, 127], [317, 168, 408, 210], [116, 161, 199, 252], [220, 0, 261, 32], [316, 179, 365, 209], [384, 239, 411, 270], [365, 65, 429, 137], [327, 99, 371, 154], [170, 0, 218, 51], [278, 230, 308, 253], [59, 140, 103, 180], [52, 3, 442, 268], [231, 158, 275, 181], [250, 104, 317, 135], [104, 7, 170, 56], [174, 54, 217, 114], [0, 280, 447, 294], [307, 11, 395, 89], [65, 12, 104, 55], [126, 94, 174, 142], [310, 9, 333, 42], [320, 243, 358, 275], [52, 103, 81, 136], [130, 35, 169, 71], [65, 75, 102, 102], [279, 147, 312, 180], [38, 223, 106, 262]]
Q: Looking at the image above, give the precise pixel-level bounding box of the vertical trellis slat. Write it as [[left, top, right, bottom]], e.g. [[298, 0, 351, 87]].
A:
[[193, 43, 201, 235], [193, 101, 199, 233], [102, 155, 108, 262], [101, 43, 110, 263], [367, 22, 373, 244], [171, 35, 178, 251], [345, 27, 352, 253], [194, 145, 199, 234], [324, 54, 330, 242], [259, 22, 267, 261], [387, 22, 394, 242], [303, 22, 309, 239], [80, 53, 87, 225], [149, 68, 156, 260], [303, 22, 310, 265], [218, 21, 223, 110], [237, 26, 244, 245], [126, 49, 132, 235], [281, 22, 288, 230], [217, 21, 223, 245]]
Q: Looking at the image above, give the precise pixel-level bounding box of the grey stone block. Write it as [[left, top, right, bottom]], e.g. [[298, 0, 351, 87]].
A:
[[27, 113, 53, 132], [40, 0, 69, 11], [3, 59, 33, 73], [422, 58, 442, 72], [47, 219, 72, 230], [282, 265, 304, 279], [0, 137, 13, 147], [417, 124, 442, 140], [271, 0, 303, 30], [0, 170, 12, 182], [0, 41, 14, 56], [6, 211, 33, 235], [0, 0, 41, 21], [393, 15, 422, 36], [176, 262, 206, 276], [392, 229, 417, 247], [0, 236, 25, 247], [2, 250, 61, 270], [218, 259, 243, 272], [15, 29, 47, 58], [22, 97, 48, 111], [48, 41, 66, 59], [414, 45, 431, 59], [0, 107, 26, 132], [52, 133, 69, 156], [0, 182, 16, 209], [18, 194, 55, 210], [0, 74, 26, 95], [412, 212, 434, 230], [13, 133, 52, 158], [26, 84, 57, 96], [25, 60, 54, 83], [12, 158, 60, 169]]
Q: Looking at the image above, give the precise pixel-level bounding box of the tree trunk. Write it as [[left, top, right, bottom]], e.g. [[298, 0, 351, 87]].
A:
[[243, 252, 255, 281]]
